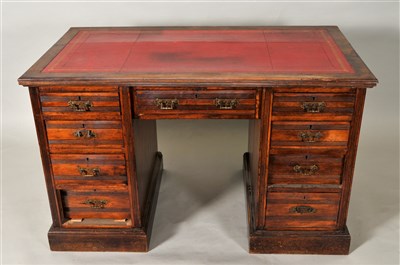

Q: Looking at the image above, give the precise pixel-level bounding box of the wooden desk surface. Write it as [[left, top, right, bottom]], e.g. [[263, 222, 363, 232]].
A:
[[18, 26, 377, 87]]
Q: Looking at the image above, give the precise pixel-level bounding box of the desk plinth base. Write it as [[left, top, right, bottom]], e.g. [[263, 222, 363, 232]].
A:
[[48, 152, 164, 252], [243, 152, 351, 255]]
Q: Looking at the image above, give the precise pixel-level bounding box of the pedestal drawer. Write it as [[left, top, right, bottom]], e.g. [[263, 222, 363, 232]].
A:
[[51, 154, 128, 190], [40, 89, 121, 120], [269, 154, 344, 185], [271, 121, 350, 147], [265, 192, 340, 230], [272, 91, 355, 121], [133, 88, 259, 119], [46, 120, 124, 153], [60, 190, 131, 219]]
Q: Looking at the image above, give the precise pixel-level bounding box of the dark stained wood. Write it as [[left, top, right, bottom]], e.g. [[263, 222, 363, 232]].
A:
[[243, 152, 257, 235], [47, 151, 163, 251], [61, 190, 131, 220], [48, 226, 148, 252], [29, 87, 63, 227], [119, 87, 141, 227], [133, 88, 258, 119], [141, 152, 164, 248], [271, 122, 350, 147], [247, 119, 261, 228], [268, 154, 344, 185], [51, 153, 127, 177], [256, 89, 273, 229], [249, 228, 351, 254], [40, 87, 121, 120], [244, 153, 350, 254], [337, 88, 367, 229], [21, 27, 377, 254], [265, 192, 341, 230], [132, 119, 158, 217]]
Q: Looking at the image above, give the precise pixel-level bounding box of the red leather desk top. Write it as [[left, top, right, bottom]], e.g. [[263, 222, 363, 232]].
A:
[[43, 29, 354, 74]]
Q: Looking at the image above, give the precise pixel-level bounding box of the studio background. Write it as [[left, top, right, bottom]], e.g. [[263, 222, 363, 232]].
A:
[[2, 2, 399, 265]]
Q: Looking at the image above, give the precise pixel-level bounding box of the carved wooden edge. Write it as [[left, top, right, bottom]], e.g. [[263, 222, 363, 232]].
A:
[[243, 153, 350, 254], [47, 152, 164, 252], [29, 87, 64, 227]]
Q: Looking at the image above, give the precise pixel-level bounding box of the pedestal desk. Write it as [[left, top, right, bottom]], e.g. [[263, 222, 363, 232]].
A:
[[18, 26, 377, 254]]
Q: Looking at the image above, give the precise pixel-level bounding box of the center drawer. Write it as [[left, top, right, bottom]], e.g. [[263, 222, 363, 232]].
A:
[[133, 88, 259, 119]]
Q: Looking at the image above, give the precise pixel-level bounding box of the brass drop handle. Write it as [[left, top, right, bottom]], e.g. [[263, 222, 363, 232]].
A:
[[293, 164, 319, 175], [83, 199, 107, 209], [73, 129, 96, 139], [289, 205, 317, 214], [301, 102, 326, 113], [155, 98, 178, 110], [68, 100, 92, 112], [78, 166, 100, 177], [215, 98, 239, 110], [299, 131, 322, 142]]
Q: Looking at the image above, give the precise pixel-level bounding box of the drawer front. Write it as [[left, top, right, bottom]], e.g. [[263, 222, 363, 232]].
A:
[[272, 92, 355, 121], [265, 192, 340, 230], [271, 122, 350, 147], [134, 88, 258, 119], [269, 154, 344, 185], [61, 190, 130, 219], [51, 154, 127, 190], [46, 120, 124, 153], [40, 91, 121, 120]]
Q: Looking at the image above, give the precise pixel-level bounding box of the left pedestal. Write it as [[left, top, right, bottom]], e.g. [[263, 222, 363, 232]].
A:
[[29, 86, 162, 252]]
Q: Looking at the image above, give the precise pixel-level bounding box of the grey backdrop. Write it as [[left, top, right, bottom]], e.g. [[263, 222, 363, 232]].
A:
[[2, 2, 399, 265]]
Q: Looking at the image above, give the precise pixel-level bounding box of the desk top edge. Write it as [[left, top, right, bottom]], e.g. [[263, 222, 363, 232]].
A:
[[18, 26, 378, 88]]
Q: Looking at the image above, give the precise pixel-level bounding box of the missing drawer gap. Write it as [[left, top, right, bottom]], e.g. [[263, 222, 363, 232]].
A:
[[63, 218, 132, 228]]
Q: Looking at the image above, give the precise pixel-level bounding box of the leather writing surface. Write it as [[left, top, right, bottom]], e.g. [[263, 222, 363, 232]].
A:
[[43, 29, 354, 74]]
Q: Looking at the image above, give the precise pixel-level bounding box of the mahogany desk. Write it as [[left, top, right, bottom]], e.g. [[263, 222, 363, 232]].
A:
[[18, 26, 377, 254]]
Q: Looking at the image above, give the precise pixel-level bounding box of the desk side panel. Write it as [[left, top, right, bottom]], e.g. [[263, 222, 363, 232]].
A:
[[133, 120, 158, 219], [29, 87, 63, 227], [248, 88, 272, 229]]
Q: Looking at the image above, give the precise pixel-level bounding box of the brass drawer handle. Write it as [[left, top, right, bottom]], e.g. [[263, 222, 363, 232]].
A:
[[83, 199, 107, 209], [293, 164, 319, 175], [289, 205, 317, 214], [68, 100, 92, 112], [215, 98, 238, 109], [301, 102, 326, 113], [299, 131, 322, 142], [78, 166, 100, 177], [73, 129, 96, 139], [155, 98, 178, 110]]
